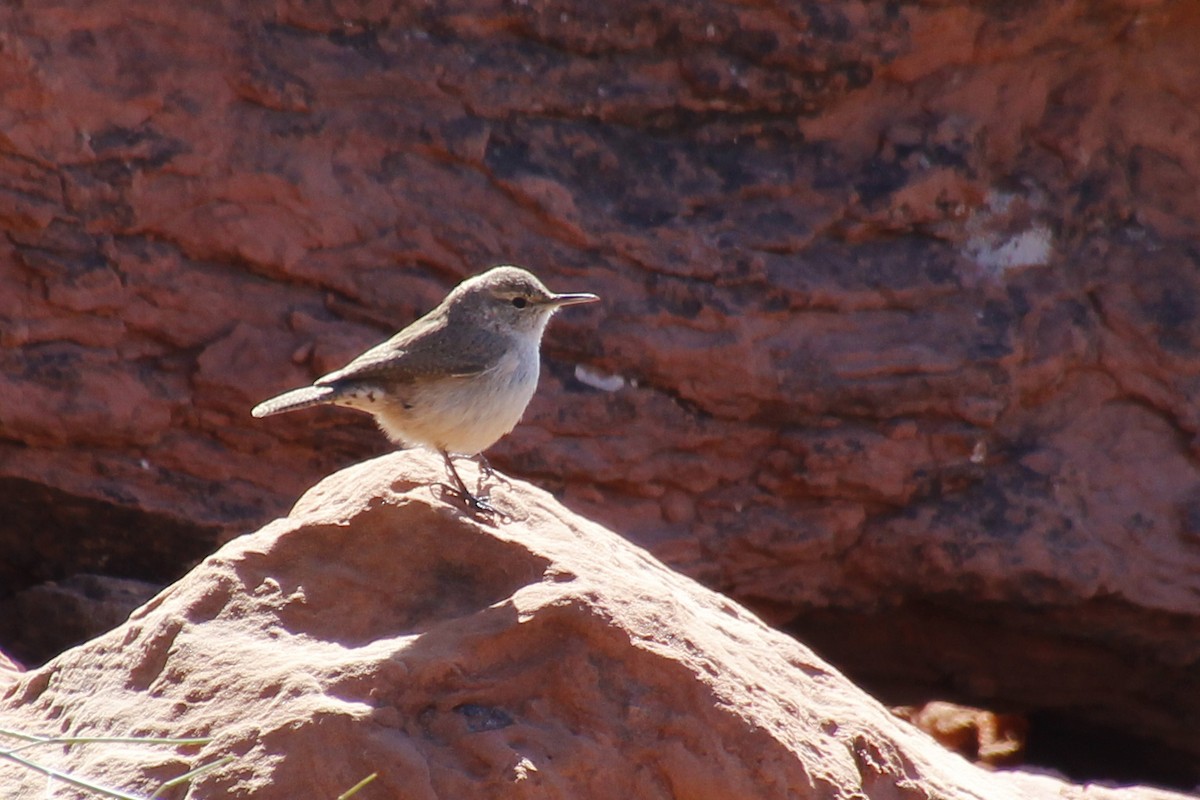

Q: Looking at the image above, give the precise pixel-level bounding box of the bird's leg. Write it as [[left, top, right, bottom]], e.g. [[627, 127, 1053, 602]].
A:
[[439, 450, 495, 514], [473, 453, 511, 486]]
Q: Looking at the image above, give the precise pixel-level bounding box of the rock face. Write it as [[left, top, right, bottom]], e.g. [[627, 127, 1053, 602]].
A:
[[0, 454, 1188, 800], [0, 574, 159, 667], [3, 0, 1200, 786], [893, 701, 1028, 769]]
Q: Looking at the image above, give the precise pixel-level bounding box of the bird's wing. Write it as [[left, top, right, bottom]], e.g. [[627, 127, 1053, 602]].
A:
[[316, 311, 495, 387]]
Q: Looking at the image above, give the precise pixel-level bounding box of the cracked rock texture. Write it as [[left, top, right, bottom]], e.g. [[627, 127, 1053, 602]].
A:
[[0, 453, 1192, 800], [2, 0, 1200, 787]]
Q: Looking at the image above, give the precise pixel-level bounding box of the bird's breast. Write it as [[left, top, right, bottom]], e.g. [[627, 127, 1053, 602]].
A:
[[376, 340, 540, 455]]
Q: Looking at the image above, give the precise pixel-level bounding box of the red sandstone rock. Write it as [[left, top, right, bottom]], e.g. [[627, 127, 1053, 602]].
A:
[[2, 0, 1200, 785], [0, 574, 159, 666], [893, 701, 1028, 769], [0, 652, 20, 691], [0, 453, 1188, 800]]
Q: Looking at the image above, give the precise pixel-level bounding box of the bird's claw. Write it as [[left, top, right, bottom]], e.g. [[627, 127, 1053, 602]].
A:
[[434, 482, 497, 517]]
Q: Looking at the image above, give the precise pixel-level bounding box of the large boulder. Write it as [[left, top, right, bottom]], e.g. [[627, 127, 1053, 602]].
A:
[[0, 452, 1188, 799]]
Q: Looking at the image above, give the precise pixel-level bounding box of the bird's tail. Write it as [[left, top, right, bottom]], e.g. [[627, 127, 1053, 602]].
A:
[[251, 385, 337, 418]]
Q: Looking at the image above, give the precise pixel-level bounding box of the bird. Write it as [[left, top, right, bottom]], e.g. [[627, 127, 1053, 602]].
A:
[[251, 265, 599, 512]]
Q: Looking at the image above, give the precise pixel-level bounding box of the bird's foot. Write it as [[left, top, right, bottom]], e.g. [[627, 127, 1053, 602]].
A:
[[435, 482, 497, 516], [439, 450, 503, 518], [453, 484, 496, 515]]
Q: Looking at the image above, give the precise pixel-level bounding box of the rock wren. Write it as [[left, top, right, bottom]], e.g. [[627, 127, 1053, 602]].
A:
[[252, 265, 598, 512]]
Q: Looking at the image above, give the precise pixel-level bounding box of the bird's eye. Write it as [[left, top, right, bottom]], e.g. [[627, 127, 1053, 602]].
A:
[[511, 297, 528, 309]]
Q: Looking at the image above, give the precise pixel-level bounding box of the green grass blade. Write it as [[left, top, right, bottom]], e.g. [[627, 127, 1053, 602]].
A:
[[337, 772, 378, 799], [0, 749, 147, 800], [150, 755, 235, 798], [3, 735, 212, 756]]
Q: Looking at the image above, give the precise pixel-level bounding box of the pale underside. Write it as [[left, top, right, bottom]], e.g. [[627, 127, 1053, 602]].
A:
[[331, 345, 539, 455]]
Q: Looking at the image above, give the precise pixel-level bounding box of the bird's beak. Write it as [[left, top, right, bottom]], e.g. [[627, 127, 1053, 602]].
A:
[[549, 292, 600, 307]]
